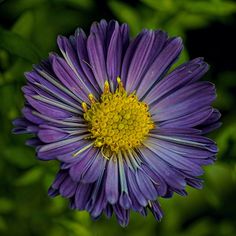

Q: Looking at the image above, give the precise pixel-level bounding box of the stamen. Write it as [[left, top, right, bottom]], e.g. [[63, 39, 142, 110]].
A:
[[88, 93, 95, 103], [104, 80, 110, 93], [82, 79, 154, 156], [82, 102, 88, 112], [73, 142, 94, 157]]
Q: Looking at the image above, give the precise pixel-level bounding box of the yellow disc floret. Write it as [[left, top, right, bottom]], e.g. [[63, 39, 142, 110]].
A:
[[83, 78, 154, 155]]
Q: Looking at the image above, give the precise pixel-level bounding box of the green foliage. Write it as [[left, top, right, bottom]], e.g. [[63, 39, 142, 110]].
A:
[[0, 0, 236, 235], [0, 27, 41, 63]]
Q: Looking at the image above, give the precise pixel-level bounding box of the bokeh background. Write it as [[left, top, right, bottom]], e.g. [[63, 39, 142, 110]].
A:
[[0, 0, 236, 235]]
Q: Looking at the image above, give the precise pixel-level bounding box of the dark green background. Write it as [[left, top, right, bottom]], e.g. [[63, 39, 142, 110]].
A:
[[0, 0, 236, 235]]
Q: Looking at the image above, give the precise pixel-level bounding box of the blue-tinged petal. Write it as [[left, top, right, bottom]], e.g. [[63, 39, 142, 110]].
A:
[[113, 204, 130, 227], [148, 201, 163, 221], [86, 169, 106, 216], [90, 180, 107, 218], [12, 118, 37, 134], [22, 106, 44, 124], [75, 183, 93, 210], [136, 37, 183, 99], [23, 83, 81, 114], [104, 204, 113, 219], [120, 23, 130, 54], [106, 21, 122, 85], [138, 147, 187, 190], [48, 187, 59, 197], [32, 67, 83, 105], [121, 30, 147, 85], [186, 177, 203, 189], [197, 109, 221, 134], [150, 82, 216, 122], [82, 151, 106, 183], [126, 167, 148, 206], [69, 147, 99, 182], [141, 164, 167, 197], [48, 170, 77, 198], [26, 138, 43, 148], [57, 35, 99, 97], [51, 170, 67, 189], [30, 110, 87, 128], [50, 54, 89, 103], [75, 29, 101, 94], [125, 30, 168, 93], [90, 19, 108, 43], [118, 153, 132, 209], [37, 135, 89, 161], [87, 33, 108, 90], [59, 175, 77, 198], [25, 95, 73, 119], [136, 170, 158, 200], [143, 58, 208, 103], [148, 132, 218, 153], [38, 125, 69, 143], [105, 156, 119, 204], [145, 138, 204, 176], [25, 71, 82, 111], [159, 107, 213, 128]]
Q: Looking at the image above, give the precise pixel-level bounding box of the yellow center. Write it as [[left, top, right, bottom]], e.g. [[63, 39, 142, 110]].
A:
[[82, 78, 154, 155]]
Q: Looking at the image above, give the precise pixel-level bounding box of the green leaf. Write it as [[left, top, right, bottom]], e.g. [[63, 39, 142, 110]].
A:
[[58, 219, 92, 236], [142, 0, 176, 12], [57, 0, 94, 9], [0, 198, 14, 213], [3, 146, 35, 168], [0, 216, 7, 231], [184, 0, 236, 16], [109, 0, 141, 34], [12, 11, 34, 38], [15, 167, 43, 186], [0, 27, 41, 63]]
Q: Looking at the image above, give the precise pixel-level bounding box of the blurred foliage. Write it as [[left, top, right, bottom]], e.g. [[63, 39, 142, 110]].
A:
[[0, 0, 236, 235]]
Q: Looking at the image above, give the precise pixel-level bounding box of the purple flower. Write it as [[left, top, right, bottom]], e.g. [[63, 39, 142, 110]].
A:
[[13, 19, 220, 226]]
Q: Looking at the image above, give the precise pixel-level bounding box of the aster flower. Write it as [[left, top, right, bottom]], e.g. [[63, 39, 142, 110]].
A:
[[13, 19, 220, 226]]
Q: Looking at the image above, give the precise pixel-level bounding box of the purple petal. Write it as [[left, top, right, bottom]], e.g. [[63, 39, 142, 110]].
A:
[[141, 164, 167, 196], [106, 21, 122, 84], [87, 33, 108, 90], [143, 57, 209, 104], [38, 125, 69, 143], [50, 54, 89, 103], [57, 35, 99, 97], [75, 183, 93, 210], [145, 138, 204, 176], [105, 157, 119, 204], [150, 82, 216, 122], [113, 205, 130, 227], [59, 175, 77, 198], [159, 107, 213, 128], [137, 37, 183, 99], [22, 106, 44, 124], [119, 192, 132, 209], [25, 95, 73, 119], [126, 168, 148, 206], [135, 170, 158, 200], [81, 152, 106, 183], [69, 147, 99, 182], [121, 30, 147, 85], [125, 30, 168, 93], [149, 201, 163, 221], [138, 147, 186, 190], [75, 29, 101, 93], [37, 136, 89, 160]]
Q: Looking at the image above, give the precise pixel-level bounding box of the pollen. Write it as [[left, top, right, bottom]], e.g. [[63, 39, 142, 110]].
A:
[[83, 78, 154, 154]]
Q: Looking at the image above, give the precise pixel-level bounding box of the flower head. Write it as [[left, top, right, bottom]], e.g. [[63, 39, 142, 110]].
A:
[[13, 19, 220, 226]]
